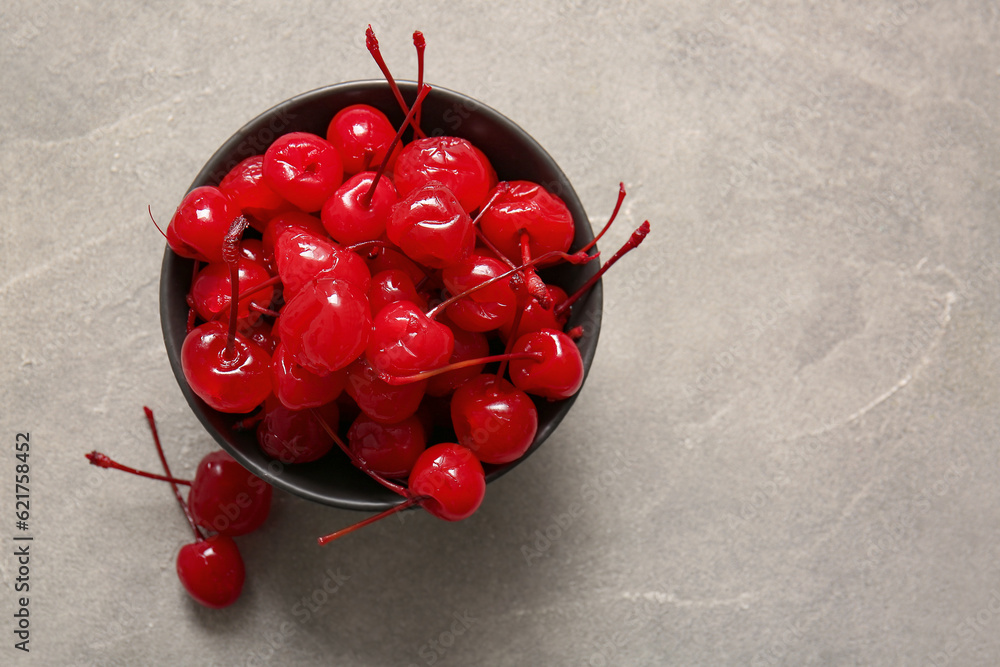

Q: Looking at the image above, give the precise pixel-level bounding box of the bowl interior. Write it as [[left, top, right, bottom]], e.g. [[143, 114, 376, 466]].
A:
[[160, 80, 603, 510]]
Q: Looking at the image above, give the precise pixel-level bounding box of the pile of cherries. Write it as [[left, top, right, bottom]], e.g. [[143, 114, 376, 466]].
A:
[[129, 27, 648, 606]]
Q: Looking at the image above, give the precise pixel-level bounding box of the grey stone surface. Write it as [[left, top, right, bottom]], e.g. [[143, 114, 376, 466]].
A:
[[2, 1, 999, 665]]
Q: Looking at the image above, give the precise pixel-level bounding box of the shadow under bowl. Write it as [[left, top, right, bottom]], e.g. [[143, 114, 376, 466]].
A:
[[160, 80, 603, 511]]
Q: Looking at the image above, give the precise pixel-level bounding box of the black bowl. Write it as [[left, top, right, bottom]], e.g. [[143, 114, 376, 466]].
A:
[[160, 80, 603, 511]]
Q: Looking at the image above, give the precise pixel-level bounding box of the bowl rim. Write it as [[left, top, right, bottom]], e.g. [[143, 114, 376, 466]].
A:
[[159, 79, 604, 510]]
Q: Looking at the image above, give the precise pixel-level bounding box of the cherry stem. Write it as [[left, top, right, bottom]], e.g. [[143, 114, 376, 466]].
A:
[[498, 288, 529, 378], [318, 496, 423, 546], [144, 407, 204, 541], [85, 451, 193, 486], [366, 25, 426, 139], [519, 232, 551, 306], [425, 249, 598, 321], [413, 31, 426, 133], [577, 182, 626, 255], [345, 239, 393, 255], [222, 216, 250, 361], [249, 303, 280, 318], [361, 85, 431, 208], [311, 409, 409, 497], [555, 220, 651, 318], [471, 183, 518, 270], [378, 351, 543, 385], [211, 275, 282, 322], [148, 206, 168, 239]]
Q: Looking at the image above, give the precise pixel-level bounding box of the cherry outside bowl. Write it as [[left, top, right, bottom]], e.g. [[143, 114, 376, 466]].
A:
[[160, 80, 603, 511]]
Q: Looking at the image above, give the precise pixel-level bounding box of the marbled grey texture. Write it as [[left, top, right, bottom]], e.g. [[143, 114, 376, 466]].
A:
[[2, 1, 999, 665]]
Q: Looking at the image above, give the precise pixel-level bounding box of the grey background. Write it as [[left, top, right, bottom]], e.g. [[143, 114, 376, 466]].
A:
[[2, 1, 999, 665]]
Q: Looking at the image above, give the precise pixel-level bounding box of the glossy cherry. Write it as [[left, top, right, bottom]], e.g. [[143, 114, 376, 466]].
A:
[[278, 277, 372, 374], [181, 320, 273, 413], [257, 401, 339, 464], [273, 230, 371, 299], [393, 136, 497, 214], [345, 355, 427, 424], [262, 132, 343, 212], [408, 443, 486, 521], [190, 257, 273, 321], [366, 300, 455, 377], [315, 441, 486, 545], [271, 341, 347, 410], [477, 180, 575, 267], [321, 172, 398, 246], [368, 269, 427, 317], [508, 328, 585, 400], [425, 318, 490, 397], [325, 104, 402, 175], [188, 450, 273, 536], [387, 181, 475, 269], [219, 155, 292, 230], [261, 211, 327, 272], [451, 374, 538, 464], [176, 536, 246, 609], [347, 413, 426, 478], [441, 251, 517, 332], [166, 186, 238, 263]]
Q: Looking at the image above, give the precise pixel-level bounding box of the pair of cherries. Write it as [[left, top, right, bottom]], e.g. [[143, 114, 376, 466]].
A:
[[88, 408, 271, 608]]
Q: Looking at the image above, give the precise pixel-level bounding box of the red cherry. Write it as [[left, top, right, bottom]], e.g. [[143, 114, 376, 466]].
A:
[[271, 342, 347, 410], [345, 356, 427, 424], [261, 211, 327, 272], [387, 181, 475, 269], [347, 413, 426, 478], [408, 443, 486, 521], [238, 239, 269, 268], [508, 328, 584, 400], [219, 155, 292, 230], [278, 277, 372, 374], [478, 180, 574, 267], [441, 251, 517, 332], [325, 104, 403, 175], [262, 132, 343, 212], [393, 137, 496, 213], [176, 536, 245, 609], [238, 316, 278, 355], [499, 284, 569, 342], [320, 172, 398, 246], [425, 318, 490, 397], [257, 401, 338, 464], [166, 186, 238, 263], [366, 301, 455, 377], [188, 450, 272, 536], [181, 321, 272, 413], [367, 269, 427, 318], [451, 374, 538, 464], [190, 258, 273, 321], [365, 246, 427, 286], [273, 230, 371, 299]]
